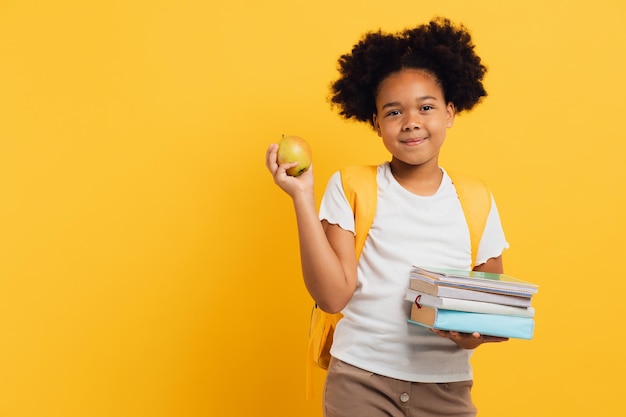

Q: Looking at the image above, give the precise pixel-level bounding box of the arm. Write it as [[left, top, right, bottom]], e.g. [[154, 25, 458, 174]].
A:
[[265, 144, 357, 313], [473, 255, 503, 274]]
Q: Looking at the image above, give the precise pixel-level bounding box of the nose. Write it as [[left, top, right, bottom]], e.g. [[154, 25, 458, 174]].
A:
[[402, 112, 422, 131]]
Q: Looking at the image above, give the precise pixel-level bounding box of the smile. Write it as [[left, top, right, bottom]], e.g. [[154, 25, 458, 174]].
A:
[[401, 138, 427, 145]]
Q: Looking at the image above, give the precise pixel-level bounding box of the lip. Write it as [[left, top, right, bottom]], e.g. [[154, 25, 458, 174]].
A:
[[401, 137, 427, 145]]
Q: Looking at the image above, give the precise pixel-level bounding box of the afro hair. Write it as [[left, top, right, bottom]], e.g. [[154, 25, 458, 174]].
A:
[[330, 17, 487, 127]]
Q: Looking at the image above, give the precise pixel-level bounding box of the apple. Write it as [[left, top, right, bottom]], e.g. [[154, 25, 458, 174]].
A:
[[277, 135, 312, 176]]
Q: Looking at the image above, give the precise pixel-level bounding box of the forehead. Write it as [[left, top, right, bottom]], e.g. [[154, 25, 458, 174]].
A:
[[376, 69, 444, 100]]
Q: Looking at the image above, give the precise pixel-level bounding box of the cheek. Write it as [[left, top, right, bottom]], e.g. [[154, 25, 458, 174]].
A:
[[379, 124, 395, 139]]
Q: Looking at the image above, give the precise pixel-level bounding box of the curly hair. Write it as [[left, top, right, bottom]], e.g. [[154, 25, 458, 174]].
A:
[[330, 17, 487, 127]]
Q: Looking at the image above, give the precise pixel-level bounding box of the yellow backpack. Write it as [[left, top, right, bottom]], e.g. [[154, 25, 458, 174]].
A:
[[305, 165, 492, 398]]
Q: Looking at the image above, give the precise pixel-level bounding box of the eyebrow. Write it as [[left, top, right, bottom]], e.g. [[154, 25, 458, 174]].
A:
[[380, 96, 440, 109]]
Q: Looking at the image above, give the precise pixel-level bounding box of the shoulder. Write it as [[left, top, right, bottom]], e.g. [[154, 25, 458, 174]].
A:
[[442, 169, 491, 206], [339, 163, 386, 196], [443, 169, 490, 191], [340, 164, 379, 183]]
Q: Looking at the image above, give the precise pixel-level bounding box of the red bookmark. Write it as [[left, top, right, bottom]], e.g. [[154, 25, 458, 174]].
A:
[[414, 295, 422, 309]]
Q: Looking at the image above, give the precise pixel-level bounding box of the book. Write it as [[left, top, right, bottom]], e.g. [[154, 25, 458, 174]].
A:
[[405, 289, 535, 318], [409, 278, 533, 307], [411, 266, 539, 298], [409, 303, 535, 340]]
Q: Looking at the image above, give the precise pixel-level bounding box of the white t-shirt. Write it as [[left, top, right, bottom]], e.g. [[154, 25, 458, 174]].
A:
[[318, 162, 509, 382]]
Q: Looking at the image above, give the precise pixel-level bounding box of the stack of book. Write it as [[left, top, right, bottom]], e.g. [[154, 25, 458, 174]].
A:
[[405, 266, 539, 340]]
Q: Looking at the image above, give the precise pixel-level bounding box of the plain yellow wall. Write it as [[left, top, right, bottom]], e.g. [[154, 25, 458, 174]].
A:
[[1, 1, 625, 416]]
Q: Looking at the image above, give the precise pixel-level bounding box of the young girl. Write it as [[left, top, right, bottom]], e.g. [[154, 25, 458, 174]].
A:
[[265, 18, 509, 417]]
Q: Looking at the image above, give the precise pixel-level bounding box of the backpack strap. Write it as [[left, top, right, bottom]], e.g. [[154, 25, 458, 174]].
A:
[[447, 171, 492, 268], [340, 165, 379, 254]]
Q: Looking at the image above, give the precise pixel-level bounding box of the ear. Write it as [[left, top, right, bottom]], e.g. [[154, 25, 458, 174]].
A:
[[446, 103, 456, 128], [372, 113, 382, 136]]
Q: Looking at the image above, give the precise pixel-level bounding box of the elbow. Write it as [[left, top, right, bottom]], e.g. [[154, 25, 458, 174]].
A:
[[314, 298, 348, 315], [307, 278, 355, 314], [317, 304, 342, 315]]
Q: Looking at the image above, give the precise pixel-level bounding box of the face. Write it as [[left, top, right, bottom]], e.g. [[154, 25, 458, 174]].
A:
[[373, 69, 455, 170]]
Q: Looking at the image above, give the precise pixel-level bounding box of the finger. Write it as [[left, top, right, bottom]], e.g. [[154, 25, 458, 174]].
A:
[[266, 144, 279, 172], [482, 336, 509, 343], [431, 329, 451, 338], [277, 161, 300, 177]]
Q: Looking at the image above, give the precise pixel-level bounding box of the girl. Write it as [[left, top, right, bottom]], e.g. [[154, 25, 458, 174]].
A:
[[266, 17, 509, 417]]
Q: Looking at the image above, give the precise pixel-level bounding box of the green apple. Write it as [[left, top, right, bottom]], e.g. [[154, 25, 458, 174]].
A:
[[277, 135, 312, 176]]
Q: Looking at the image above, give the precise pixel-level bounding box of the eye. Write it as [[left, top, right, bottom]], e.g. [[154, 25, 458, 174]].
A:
[[420, 105, 434, 112], [385, 109, 401, 117]]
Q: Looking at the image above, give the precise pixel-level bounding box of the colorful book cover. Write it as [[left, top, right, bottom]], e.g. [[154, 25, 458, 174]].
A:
[[409, 304, 535, 340]]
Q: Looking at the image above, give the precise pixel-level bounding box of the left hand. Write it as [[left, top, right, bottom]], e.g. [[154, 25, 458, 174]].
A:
[[431, 329, 509, 349]]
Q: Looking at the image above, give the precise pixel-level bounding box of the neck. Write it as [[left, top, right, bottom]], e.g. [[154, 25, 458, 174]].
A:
[[389, 158, 443, 196]]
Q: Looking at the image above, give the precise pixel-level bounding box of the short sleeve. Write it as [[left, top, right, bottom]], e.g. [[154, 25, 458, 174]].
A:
[[475, 194, 510, 265], [318, 171, 356, 234]]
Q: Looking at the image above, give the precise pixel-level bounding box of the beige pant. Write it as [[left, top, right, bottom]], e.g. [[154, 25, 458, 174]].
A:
[[323, 358, 477, 417]]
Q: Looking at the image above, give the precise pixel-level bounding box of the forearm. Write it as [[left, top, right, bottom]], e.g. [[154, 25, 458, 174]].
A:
[[473, 255, 503, 273], [292, 192, 354, 313]]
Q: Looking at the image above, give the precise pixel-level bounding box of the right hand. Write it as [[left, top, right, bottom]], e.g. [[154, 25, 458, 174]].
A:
[[265, 143, 314, 198], [430, 329, 509, 349]]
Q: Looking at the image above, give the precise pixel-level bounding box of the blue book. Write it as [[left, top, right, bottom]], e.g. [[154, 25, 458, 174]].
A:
[[409, 303, 535, 340]]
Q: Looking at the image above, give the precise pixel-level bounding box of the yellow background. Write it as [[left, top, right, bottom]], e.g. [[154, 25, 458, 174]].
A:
[[1, 1, 625, 416]]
